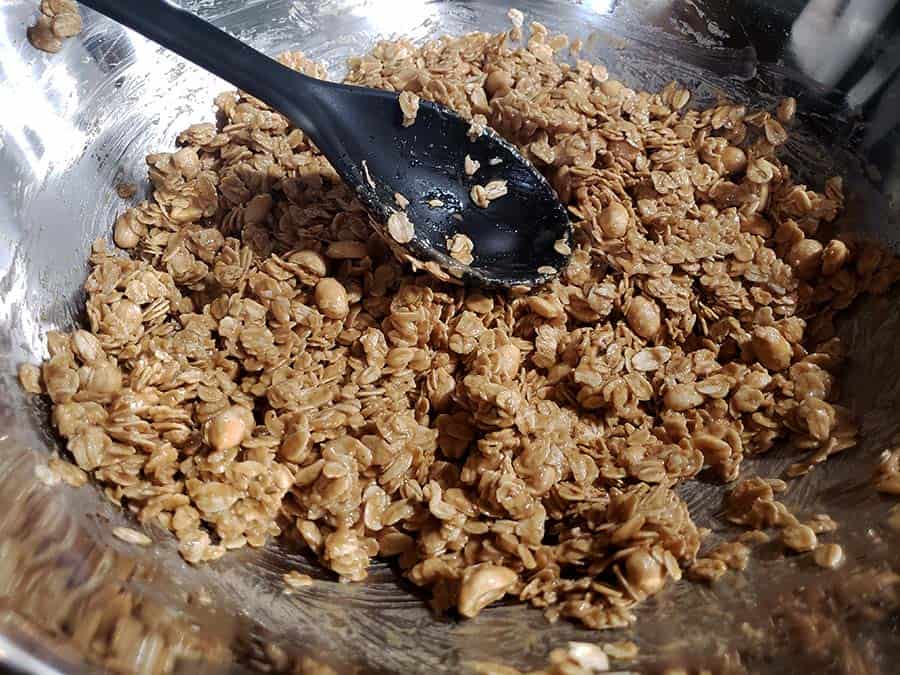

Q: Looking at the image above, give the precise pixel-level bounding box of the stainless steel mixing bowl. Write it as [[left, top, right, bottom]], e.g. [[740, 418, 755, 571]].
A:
[[2, 1, 899, 673]]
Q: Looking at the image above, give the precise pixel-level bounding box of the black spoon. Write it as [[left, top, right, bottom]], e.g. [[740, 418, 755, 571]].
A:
[[77, 0, 571, 289]]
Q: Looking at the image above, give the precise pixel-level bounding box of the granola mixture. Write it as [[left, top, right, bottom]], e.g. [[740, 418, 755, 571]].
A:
[[27, 0, 82, 53], [19, 15, 900, 632]]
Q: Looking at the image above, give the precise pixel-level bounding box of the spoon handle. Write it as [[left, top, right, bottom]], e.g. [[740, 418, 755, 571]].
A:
[[78, 0, 321, 132]]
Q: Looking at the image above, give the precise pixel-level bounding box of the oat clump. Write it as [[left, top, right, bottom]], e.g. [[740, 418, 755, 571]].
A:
[[19, 16, 900, 631], [447, 233, 475, 265], [470, 179, 508, 208], [27, 0, 82, 53]]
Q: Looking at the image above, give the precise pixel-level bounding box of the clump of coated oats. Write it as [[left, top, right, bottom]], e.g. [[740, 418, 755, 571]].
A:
[[27, 0, 82, 53]]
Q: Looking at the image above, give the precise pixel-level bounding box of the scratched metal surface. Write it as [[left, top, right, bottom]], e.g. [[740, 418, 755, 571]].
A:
[[1, 1, 899, 673]]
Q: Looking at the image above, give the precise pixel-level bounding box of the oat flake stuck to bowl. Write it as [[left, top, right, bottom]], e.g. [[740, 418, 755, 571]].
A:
[[112, 527, 152, 546], [18, 7, 900, 636], [283, 571, 314, 590]]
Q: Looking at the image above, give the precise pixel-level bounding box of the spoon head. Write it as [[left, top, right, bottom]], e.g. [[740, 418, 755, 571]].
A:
[[309, 86, 571, 288]]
